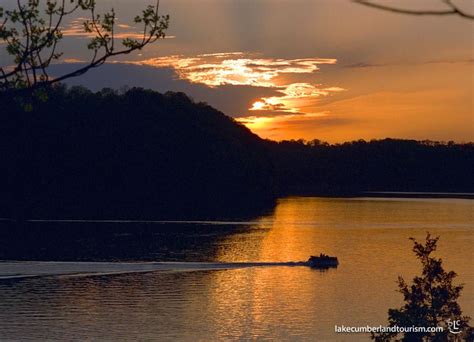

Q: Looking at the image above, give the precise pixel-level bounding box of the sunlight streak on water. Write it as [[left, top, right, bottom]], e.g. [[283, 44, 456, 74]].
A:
[[0, 197, 472, 340]]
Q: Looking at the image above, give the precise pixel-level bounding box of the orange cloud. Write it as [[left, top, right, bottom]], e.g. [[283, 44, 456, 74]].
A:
[[235, 112, 347, 142], [249, 83, 345, 117], [126, 53, 343, 121], [131, 54, 337, 88]]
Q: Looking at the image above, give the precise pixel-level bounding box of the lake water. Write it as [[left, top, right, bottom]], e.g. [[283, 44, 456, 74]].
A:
[[0, 197, 472, 341]]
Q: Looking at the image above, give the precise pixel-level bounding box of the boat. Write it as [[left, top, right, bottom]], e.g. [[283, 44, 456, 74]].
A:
[[307, 254, 339, 268]]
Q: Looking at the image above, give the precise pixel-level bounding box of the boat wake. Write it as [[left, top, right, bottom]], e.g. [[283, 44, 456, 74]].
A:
[[0, 260, 309, 280]]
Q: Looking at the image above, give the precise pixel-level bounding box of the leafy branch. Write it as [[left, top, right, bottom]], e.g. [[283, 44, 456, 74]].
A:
[[0, 0, 169, 91]]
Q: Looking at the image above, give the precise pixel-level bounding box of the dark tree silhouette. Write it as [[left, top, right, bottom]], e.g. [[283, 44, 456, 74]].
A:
[[353, 0, 474, 20], [0, 86, 276, 220], [372, 233, 473, 341], [0, 86, 472, 221], [270, 138, 474, 196], [0, 0, 169, 92]]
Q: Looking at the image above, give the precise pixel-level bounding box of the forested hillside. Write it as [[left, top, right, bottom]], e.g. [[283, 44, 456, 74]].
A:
[[1, 87, 472, 219]]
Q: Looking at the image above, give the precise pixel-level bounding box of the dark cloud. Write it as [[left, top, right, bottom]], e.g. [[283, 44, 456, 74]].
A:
[[345, 59, 474, 69]]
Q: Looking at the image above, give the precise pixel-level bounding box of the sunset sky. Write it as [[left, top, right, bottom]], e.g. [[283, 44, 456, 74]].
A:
[[2, 0, 472, 142]]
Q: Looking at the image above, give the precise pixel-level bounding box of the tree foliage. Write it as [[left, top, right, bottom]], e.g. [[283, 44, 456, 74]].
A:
[[0, 86, 275, 220], [0, 0, 169, 91], [0, 87, 473, 220], [372, 233, 473, 341], [270, 138, 474, 195]]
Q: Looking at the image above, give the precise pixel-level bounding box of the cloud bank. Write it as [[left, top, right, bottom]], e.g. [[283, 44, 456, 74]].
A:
[[125, 52, 343, 118]]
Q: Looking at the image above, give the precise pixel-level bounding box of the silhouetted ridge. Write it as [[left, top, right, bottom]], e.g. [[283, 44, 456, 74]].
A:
[[1, 86, 275, 219], [0, 86, 472, 220]]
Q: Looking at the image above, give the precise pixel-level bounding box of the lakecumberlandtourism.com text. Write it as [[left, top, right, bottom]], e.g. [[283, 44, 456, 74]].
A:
[[335, 325, 444, 334]]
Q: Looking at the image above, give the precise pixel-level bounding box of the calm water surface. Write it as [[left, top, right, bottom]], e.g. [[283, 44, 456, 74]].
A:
[[0, 197, 472, 341]]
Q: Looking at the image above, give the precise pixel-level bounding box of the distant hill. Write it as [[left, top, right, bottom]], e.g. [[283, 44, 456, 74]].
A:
[[1, 86, 472, 219], [0, 86, 275, 219], [270, 138, 474, 195]]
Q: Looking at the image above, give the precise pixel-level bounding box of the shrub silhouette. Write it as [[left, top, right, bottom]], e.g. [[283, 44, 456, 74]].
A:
[[373, 233, 473, 341]]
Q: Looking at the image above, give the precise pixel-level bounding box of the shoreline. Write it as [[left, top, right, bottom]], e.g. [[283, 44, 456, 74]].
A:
[[279, 191, 474, 200]]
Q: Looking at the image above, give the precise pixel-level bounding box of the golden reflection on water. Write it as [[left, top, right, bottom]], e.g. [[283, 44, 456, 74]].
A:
[[213, 197, 473, 338], [218, 197, 473, 262], [0, 197, 472, 341]]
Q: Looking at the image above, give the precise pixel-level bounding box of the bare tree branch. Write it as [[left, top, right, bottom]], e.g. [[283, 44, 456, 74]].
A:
[[353, 0, 474, 20]]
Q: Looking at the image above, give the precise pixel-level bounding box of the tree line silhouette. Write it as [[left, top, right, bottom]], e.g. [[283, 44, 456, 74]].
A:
[[271, 138, 473, 196], [1, 86, 473, 219]]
